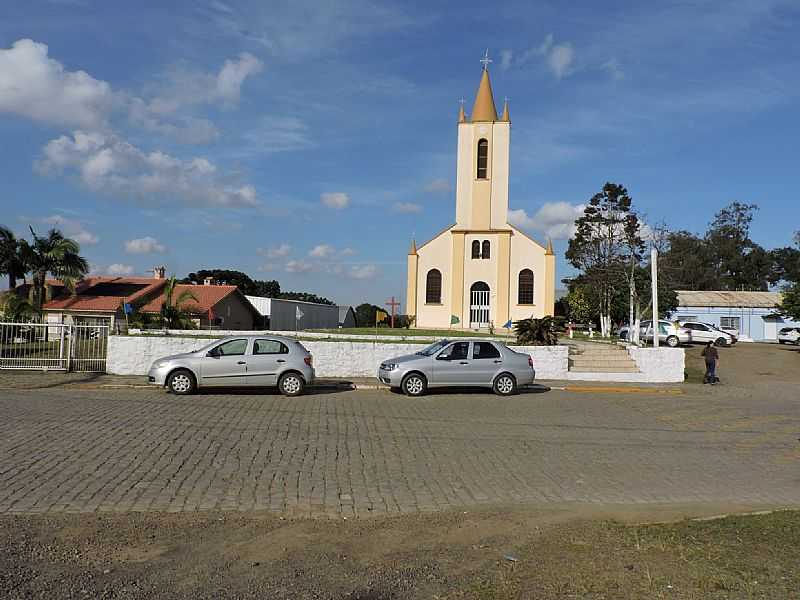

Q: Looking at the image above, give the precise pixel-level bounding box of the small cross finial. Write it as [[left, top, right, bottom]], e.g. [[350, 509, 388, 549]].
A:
[[480, 48, 492, 70], [459, 97, 465, 105]]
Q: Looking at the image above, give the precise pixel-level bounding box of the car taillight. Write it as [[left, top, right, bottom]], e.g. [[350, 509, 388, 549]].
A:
[[304, 355, 313, 366], [528, 356, 534, 368]]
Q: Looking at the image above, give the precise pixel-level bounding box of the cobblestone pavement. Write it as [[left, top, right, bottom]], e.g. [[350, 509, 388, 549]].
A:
[[1, 385, 798, 516]]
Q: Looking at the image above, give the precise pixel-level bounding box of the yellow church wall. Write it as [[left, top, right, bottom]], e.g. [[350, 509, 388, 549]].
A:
[[454, 124, 472, 227], [508, 230, 550, 321], [461, 232, 500, 326], [489, 122, 510, 229], [414, 228, 453, 328]]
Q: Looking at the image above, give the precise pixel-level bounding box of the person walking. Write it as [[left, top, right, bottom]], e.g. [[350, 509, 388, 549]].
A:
[[701, 341, 719, 384]]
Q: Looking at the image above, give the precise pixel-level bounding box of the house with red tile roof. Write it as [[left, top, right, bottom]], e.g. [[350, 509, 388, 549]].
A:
[[40, 268, 261, 331]]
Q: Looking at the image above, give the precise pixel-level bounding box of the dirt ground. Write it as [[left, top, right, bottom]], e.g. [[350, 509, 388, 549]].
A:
[[683, 340, 800, 386], [1, 506, 798, 599]]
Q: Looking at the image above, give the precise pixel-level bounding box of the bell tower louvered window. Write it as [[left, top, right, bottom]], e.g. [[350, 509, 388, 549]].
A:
[[477, 139, 488, 179]]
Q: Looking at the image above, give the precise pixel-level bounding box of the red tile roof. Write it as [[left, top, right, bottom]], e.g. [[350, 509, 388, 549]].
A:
[[43, 277, 167, 312], [137, 284, 238, 315]]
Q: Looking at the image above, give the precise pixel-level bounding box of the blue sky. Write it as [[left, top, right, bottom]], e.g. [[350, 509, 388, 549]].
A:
[[2, 0, 799, 307]]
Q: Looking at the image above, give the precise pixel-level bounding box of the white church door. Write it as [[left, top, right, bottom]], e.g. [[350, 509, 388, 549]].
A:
[[469, 282, 490, 328]]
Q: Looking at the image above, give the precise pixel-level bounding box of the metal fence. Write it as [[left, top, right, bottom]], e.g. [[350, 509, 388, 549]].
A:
[[0, 318, 108, 372]]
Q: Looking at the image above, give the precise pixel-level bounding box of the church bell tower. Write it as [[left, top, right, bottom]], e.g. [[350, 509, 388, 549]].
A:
[[454, 53, 511, 231]]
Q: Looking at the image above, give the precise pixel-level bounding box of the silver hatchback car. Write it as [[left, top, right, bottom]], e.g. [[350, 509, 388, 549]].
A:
[[147, 335, 315, 396], [378, 338, 535, 396]]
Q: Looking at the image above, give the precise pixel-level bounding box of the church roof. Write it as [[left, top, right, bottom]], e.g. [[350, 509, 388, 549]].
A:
[[470, 68, 498, 122]]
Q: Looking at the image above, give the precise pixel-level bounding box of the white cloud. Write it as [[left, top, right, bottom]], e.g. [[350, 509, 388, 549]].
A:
[[216, 52, 263, 105], [124, 236, 166, 254], [285, 259, 313, 273], [340, 247, 356, 257], [238, 116, 314, 155], [260, 243, 291, 258], [499, 49, 513, 71], [309, 244, 335, 258], [107, 263, 135, 276], [508, 201, 585, 240], [547, 42, 574, 79], [36, 130, 259, 207], [0, 39, 113, 129], [39, 214, 98, 245], [423, 178, 451, 193], [348, 264, 378, 280], [321, 192, 350, 209], [601, 58, 625, 81], [392, 202, 422, 214]]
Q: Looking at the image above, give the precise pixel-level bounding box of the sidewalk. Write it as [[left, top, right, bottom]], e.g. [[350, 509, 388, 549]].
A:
[[0, 370, 682, 394]]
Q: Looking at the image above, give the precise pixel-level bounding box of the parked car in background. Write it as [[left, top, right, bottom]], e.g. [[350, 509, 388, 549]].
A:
[[778, 327, 800, 345], [618, 325, 631, 341], [680, 321, 737, 346], [147, 335, 314, 396], [378, 339, 535, 397], [640, 320, 692, 347]]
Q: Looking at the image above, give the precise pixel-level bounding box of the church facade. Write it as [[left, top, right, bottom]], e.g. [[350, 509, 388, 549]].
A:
[[406, 64, 556, 330]]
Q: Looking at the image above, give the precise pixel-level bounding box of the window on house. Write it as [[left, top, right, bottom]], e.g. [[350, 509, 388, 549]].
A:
[[720, 317, 741, 331], [471, 240, 481, 259], [481, 240, 490, 259], [518, 269, 534, 304], [477, 139, 488, 179], [426, 269, 442, 304]]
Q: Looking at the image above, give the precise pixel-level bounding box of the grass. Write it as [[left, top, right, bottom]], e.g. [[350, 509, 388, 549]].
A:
[[444, 510, 800, 599]]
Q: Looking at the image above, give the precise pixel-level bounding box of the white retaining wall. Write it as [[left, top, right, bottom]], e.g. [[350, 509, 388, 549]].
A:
[[107, 335, 683, 382]]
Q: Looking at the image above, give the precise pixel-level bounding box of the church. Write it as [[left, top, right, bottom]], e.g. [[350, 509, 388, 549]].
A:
[[406, 60, 556, 330]]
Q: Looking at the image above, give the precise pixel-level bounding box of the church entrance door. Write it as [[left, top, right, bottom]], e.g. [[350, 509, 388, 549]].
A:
[[469, 281, 490, 328]]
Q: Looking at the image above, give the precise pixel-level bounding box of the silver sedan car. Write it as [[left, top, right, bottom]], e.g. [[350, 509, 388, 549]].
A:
[[147, 335, 315, 396], [378, 338, 535, 396]]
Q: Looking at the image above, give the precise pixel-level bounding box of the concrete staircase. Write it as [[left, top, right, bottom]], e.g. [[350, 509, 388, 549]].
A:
[[568, 342, 640, 373]]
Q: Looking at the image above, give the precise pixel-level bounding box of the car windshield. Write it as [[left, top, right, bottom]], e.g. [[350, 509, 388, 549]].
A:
[[416, 339, 449, 356]]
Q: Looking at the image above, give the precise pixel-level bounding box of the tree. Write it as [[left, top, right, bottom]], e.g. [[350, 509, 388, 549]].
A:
[[160, 276, 198, 329], [279, 291, 334, 305], [779, 283, 800, 321], [0, 225, 27, 290], [565, 287, 592, 324], [705, 202, 772, 290], [19, 227, 88, 310], [355, 303, 383, 327], [183, 269, 255, 293], [0, 292, 36, 320], [253, 279, 281, 298], [565, 183, 644, 336], [770, 232, 800, 285]]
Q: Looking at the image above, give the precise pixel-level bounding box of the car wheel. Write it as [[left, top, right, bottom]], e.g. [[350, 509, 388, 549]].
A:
[[167, 369, 196, 395], [778, 340, 786, 344], [401, 373, 427, 397], [715, 337, 727, 347], [665, 335, 679, 348], [620, 332, 628, 341], [278, 372, 305, 397], [493, 373, 517, 396]]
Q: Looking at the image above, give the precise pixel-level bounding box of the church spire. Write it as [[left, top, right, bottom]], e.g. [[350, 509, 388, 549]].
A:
[[545, 237, 554, 256], [457, 99, 466, 123], [471, 50, 498, 122], [408, 238, 418, 255], [500, 97, 510, 122]]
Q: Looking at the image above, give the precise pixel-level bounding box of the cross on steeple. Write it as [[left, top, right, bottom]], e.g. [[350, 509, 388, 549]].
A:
[[480, 48, 492, 70]]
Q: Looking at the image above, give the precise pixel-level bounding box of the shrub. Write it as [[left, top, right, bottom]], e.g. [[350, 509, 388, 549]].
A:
[[514, 316, 558, 346]]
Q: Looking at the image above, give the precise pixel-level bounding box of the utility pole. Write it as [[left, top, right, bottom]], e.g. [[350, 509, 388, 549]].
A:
[[385, 296, 400, 329], [651, 248, 659, 348]]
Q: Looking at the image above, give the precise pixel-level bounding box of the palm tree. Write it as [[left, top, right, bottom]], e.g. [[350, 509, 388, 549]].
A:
[[160, 276, 198, 329], [0, 225, 27, 290], [20, 227, 89, 310]]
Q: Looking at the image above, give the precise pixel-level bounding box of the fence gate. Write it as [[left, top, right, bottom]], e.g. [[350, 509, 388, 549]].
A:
[[0, 319, 108, 372]]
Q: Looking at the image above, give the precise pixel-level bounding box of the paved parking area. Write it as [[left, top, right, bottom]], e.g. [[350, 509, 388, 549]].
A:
[[1, 381, 798, 517]]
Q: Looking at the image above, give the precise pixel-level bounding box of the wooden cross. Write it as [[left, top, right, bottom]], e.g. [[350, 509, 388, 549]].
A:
[[385, 296, 401, 329]]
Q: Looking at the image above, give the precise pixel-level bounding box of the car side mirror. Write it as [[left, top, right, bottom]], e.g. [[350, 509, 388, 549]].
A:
[[436, 354, 451, 361], [207, 348, 220, 358]]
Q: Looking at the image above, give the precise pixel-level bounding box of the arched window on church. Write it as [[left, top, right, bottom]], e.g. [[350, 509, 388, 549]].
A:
[[482, 240, 491, 259], [471, 240, 481, 259], [477, 139, 488, 179], [518, 269, 534, 304], [426, 269, 442, 304]]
